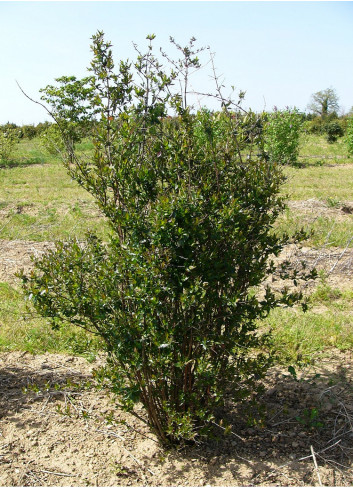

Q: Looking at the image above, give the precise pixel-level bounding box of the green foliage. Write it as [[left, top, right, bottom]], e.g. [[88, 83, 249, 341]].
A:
[[263, 108, 303, 165], [324, 120, 344, 144], [325, 196, 342, 208], [0, 281, 101, 354], [296, 407, 324, 429], [22, 31, 313, 446], [310, 278, 342, 303], [307, 87, 340, 117], [346, 116, 353, 157], [303, 116, 324, 135], [0, 128, 19, 162], [20, 124, 38, 140], [39, 123, 66, 155]]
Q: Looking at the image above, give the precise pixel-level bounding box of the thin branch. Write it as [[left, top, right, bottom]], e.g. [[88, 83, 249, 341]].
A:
[[310, 445, 323, 486], [39, 469, 75, 477], [329, 234, 353, 274], [211, 421, 245, 442], [16, 82, 57, 123]]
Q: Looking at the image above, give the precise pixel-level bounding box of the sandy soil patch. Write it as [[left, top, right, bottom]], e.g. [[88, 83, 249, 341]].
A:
[[0, 239, 54, 285], [0, 350, 352, 486], [288, 199, 353, 222]]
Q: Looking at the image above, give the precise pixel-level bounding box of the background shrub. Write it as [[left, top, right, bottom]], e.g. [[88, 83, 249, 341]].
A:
[[346, 116, 353, 156], [263, 107, 303, 165], [39, 124, 66, 155], [324, 120, 344, 144], [0, 128, 19, 162]]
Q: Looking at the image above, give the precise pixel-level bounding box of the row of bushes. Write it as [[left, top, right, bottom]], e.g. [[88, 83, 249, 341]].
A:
[[0, 122, 66, 162], [0, 121, 52, 140], [2, 111, 351, 140], [2, 110, 353, 164], [303, 114, 350, 143]]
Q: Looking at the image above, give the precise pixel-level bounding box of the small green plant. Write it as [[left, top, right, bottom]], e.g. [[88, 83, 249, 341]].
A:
[[296, 407, 324, 429], [110, 461, 129, 476], [310, 277, 342, 303], [263, 107, 303, 165], [56, 403, 72, 416], [22, 382, 41, 394], [288, 365, 297, 380], [326, 196, 342, 208]]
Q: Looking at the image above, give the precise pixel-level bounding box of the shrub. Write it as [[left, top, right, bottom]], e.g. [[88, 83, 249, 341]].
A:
[[21, 124, 38, 140], [21, 31, 314, 445], [263, 107, 303, 165], [35, 121, 52, 136], [324, 120, 344, 144], [39, 124, 66, 155], [0, 128, 19, 162], [346, 116, 353, 157], [303, 116, 324, 135]]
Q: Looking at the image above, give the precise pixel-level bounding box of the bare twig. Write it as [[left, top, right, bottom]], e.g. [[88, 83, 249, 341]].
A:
[[329, 235, 353, 274], [16, 82, 56, 122], [253, 439, 342, 482], [211, 421, 245, 442], [311, 445, 323, 486], [312, 226, 335, 268], [39, 469, 75, 477]]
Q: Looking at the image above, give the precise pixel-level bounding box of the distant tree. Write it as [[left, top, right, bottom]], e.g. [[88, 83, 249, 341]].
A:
[[307, 88, 339, 118]]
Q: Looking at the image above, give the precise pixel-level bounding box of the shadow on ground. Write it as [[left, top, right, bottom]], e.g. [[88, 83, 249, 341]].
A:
[[0, 349, 352, 486]]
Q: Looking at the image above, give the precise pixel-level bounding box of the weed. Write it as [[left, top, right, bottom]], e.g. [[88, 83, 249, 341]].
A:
[[110, 461, 129, 476], [56, 403, 72, 417], [296, 407, 324, 429], [310, 281, 342, 303], [326, 197, 342, 208]]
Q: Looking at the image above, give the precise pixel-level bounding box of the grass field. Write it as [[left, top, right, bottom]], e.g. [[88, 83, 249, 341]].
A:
[[0, 132, 352, 363]]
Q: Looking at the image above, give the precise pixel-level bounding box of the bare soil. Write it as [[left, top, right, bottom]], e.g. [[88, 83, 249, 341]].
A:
[[0, 239, 54, 285], [288, 199, 353, 221], [0, 350, 352, 486]]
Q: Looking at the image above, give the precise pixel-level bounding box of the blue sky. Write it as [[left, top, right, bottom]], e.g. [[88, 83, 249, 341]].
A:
[[1, 1, 352, 125]]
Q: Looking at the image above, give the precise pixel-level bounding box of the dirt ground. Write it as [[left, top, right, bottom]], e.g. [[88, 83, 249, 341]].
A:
[[0, 350, 352, 486], [1, 199, 353, 486]]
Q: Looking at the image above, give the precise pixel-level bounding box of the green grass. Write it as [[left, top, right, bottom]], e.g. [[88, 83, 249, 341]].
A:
[[298, 133, 351, 166], [266, 285, 353, 365], [276, 208, 353, 247], [1, 135, 352, 244], [284, 164, 353, 201], [0, 281, 101, 356], [276, 133, 353, 247], [0, 133, 352, 357], [0, 139, 109, 241]]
